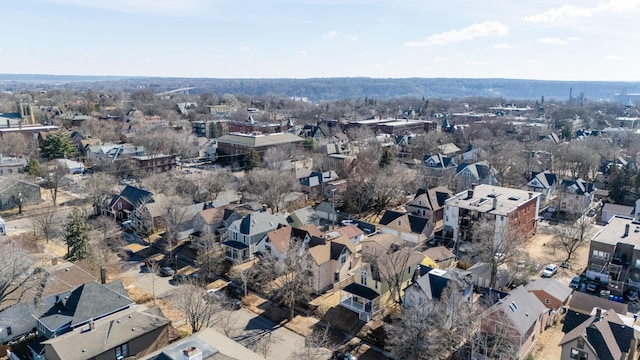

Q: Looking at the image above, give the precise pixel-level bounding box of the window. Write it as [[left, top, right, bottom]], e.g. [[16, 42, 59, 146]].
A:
[[115, 343, 129, 359], [265, 245, 271, 254], [374, 281, 378, 289], [570, 348, 588, 359], [340, 254, 347, 264], [349, 261, 352, 270], [6, 327, 11, 336], [360, 270, 367, 285], [334, 272, 340, 282], [592, 250, 609, 260], [408, 266, 411, 274], [117, 202, 122, 210], [577, 340, 584, 349], [635, 259, 640, 269], [545, 299, 550, 304]]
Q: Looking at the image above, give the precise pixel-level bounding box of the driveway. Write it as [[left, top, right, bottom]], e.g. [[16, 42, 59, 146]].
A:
[[120, 260, 176, 299]]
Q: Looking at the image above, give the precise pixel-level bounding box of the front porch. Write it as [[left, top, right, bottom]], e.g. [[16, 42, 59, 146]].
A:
[[339, 283, 380, 322], [222, 240, 251, 263]]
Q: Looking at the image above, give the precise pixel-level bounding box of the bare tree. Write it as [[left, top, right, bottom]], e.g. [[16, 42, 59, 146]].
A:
[[241, 168, 296, 213], [288, 325, 334, 360], [472, 311, 520, 360], [262, 143, 299, 170], [553, 215, 593, 262], [164, 198, 193, 251], [84, 174, 115, 215], [471, 224, 526, 289], [364, 244, 419, 305], [229, 259, 258, 297], [173, 283, 220, 332], [32, 207, 60, 243], [148, 261, 161, 307], [198, 167, 236, 203], [258, 240, 314, 320], [47, 161, 68, 206], [0, 238, 41, 308], [195, 229, 226, 279]]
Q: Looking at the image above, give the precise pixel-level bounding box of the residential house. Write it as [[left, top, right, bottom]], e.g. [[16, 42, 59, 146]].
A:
[[0, 176, 41, 211], [139, 196, 204, 237], [406, 186, 453, 238], [559, 309, 639, 360], [562, 291, 629, 334], [56, 158, 84, 174], [334, 224, 365, 248], [339, 233, 423, 322], [103, 185, 153, 221], [527, 171, 557, 209], [222, 212, 288, 263], [423, 153, 457, 178], [256, 224, 322, 262], [286, 206, 321, 228], [422, 246, 456, 269], [586, 216, 640, 297], [39, 306, 172, 360], [378, 210, 431, 245], [454, 160, 499, 192], [474, 286, 549, 360], [308, 235, 358, 292], [132, 154, 176, 174], [467, 261, 510, 289], [299, 171, 340, 196], [315, 201, 340, 224], [86, 143, 146, 165], [403, 266, 473, 308], [525, 278, 572, 321], [0, 155, 27, 175], [140, 328, 264, 360], [436, 143, 462, 157], [0, 262, 96, 344], [28, 280, 135, 359], [192, 207, 241, 242], [551, 178, 595, 215], [443, 184, 541, 248], [601, 202, 635, 223]]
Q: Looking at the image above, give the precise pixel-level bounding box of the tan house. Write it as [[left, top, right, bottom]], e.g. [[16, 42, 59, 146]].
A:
[[378, 210, 431, 245], [525, 278, 572, 312], [406, 186, 453, 238], [474, 286, 549, 360], [308, 235, 358, 293]]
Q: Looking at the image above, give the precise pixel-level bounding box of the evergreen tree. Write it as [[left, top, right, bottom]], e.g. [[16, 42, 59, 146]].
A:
[[64, 208, 91, 261], [244, 149, 260, 171], [380, 148, 393, 168], [41, 130, 76, 159], [25, 158, 45, 177], [302, 138, 316, 151]]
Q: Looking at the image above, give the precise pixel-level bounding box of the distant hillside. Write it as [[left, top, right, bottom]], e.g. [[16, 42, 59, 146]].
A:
[[1, 74, 639, 102]]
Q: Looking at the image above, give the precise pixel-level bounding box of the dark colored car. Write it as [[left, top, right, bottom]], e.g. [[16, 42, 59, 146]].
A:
[[172, 273, 188, 283], [569, 276, 581, 289], [332, 352, 357, 360], [159, 267, 175, 277]]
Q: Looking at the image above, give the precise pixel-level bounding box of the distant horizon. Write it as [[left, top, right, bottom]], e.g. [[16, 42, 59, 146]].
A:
[[2, 73, 640, 84]]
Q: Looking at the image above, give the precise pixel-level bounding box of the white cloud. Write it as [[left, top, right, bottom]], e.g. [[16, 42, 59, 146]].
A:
[[537, 36, 580, 45], [240, 46, 251, 51], [604, 55, 623, 61], [296, 50, 308, 57], [525, 1, 640, 23], [432, 56, 449, 62], [325, 30, 359, 40], [405, 21, 508, 47], [492, 42, 511, 49], [467, 61, 488, 66]]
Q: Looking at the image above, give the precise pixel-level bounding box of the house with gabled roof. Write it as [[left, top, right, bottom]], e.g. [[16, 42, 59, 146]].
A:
[[563, 289, 630, 334], [559, 308, 639, 360], [403, 266, 473, 307], [422, 246, 456, 269], [526, 278, 572, 312], [38, 306, 172, 360], [308, 235, 358, 292], [527, 170, 557, 208], [474, 286, 549, 360], [192, 207, 241, 241], [406, 186, 453, 237], [436, 142, 462, 157], [103, 185, 153, 221], [378, 210, 432, 245], [334, 224, 365, 247], [423, 153, 457, 177], [286, 206, 321, 228], [454, 160, 499, 192], [222, 212, 288, 263], [551, 178, 596, 215]]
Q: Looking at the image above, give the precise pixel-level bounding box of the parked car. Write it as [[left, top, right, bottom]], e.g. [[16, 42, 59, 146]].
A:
[[541, 264, 558, 277], [159, 267, 175, 277], [172, 273, 188, 283], [569, 276, 581, 289], [332, 352, 357, 360], [586, 282, 597, 293]]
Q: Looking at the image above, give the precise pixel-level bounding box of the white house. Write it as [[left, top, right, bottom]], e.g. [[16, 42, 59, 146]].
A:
[[56, 158, 84, 174]]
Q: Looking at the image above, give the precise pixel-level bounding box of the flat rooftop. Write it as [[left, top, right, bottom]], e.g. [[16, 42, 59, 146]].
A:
[[446, 184, 539, 216], [592, 216, 640, 247]]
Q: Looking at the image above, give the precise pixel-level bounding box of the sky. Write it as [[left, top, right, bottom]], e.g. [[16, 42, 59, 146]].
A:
[[2, 0, 640, 81]]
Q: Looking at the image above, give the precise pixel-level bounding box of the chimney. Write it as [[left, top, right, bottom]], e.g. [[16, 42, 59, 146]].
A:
[[625, 223, 630, 237], [595, 308, 602, 319], [467, 189, 474, 199], [492, 197, 498, 210], [528, 192, 533, 199], [183, 347, 203, 360], [89, 320, 95, 331], [100, 266, 106, 284]]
